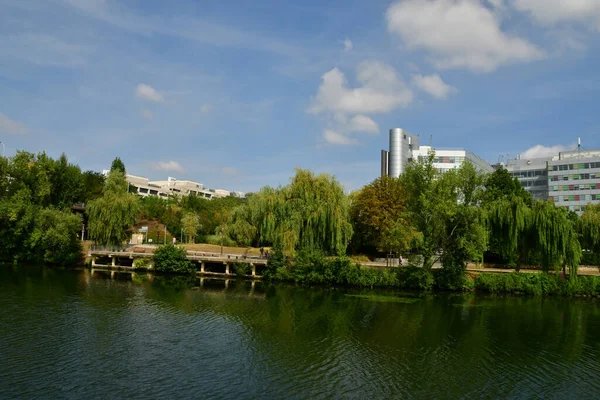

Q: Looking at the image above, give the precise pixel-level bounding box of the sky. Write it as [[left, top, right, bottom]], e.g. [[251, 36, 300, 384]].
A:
[[1, 0, 600, 193]]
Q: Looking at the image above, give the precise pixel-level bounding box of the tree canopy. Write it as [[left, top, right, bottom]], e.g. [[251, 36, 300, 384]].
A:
[[227, 168, 353, 256], [86, 170, 139, 246]]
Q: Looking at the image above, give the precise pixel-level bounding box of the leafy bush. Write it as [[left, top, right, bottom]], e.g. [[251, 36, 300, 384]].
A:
[[205, 234, 237, 247], [233, 262, 249, 276], [400, 267, 434, 291], [153, 244, 195, 274], [474, 273, 600, 296], [133, 257, 152, 270]]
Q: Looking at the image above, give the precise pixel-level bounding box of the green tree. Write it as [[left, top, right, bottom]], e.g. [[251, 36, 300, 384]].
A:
[[86, 170, 139, 246], [110, 157, 126, 174], [153, 244, 195, 274], [28, 208, 83, 265], [82, 171, 105, 202], [181, 211, 201, 243], [350, 175, 419, 256], [227, 169, 353, 256], [400, 156, 487, 270]]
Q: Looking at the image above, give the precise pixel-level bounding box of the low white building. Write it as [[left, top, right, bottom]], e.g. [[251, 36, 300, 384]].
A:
[[102, 170, 244, 200]]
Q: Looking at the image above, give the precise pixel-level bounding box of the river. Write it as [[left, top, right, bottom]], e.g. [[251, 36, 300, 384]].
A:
[[1, 265, 600, 399]]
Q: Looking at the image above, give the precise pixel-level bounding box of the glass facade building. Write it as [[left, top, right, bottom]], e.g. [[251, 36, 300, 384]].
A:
[[506, 157, 550, 201], [547, 150, 600, 213], [507, 149, 600, 213]]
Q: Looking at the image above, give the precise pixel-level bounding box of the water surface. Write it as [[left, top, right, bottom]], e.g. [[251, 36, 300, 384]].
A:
[[1, 266, 600, 399]]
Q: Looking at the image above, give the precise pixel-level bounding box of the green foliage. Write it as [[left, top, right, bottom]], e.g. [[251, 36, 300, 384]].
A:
[[400, 267, 434, 291], [205, 234, 237, 247], [181, 211, 200, 243], [400, 156, 487, 270], [110, 157, 126, 174], [86, 170, 139, 246], [227, 169, 353, 256], [133, 257, 152, 270], [580, 203, 600, 261], [27, 208, 83, 265], [474, 273, 600, 296], [153, 244, 195, 274], [233, 263, 250, 276], [350, 175, 419, 255]]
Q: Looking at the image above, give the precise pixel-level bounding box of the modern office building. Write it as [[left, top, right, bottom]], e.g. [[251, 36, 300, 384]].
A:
[[386, 128, 420, 178], [380, 128, 493, 177], [412, 146, 493, 174], [506, 157, 551, 201], [547, 149, 600, 213]]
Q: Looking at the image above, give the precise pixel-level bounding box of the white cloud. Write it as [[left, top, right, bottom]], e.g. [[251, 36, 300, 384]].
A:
[[0, 112, 28, 135], [141, 109, 153, 119], [412, 74, 457, 99], [513, 0, 600, 28], [323, 130, 357, 146], [135, 84, 163, 102], [343, 38, 353, 52], [386, 0, 545, 72], [200, 103, 213, 113], [347, 115, 379, 134], [520, 144, 574, 159], [308, 61, 413, 115], [222, 167, 238, 175], [150, 161, 185, 173]]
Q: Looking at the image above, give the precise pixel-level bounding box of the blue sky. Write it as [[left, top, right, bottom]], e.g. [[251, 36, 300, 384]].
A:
[[1, 0, 600, 193]]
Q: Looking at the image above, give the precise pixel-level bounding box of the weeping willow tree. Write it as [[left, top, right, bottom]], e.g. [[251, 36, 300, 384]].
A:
[[86, 170, 139, 246], [486, 196, 532, 271], [580, 203, 600, 256], [531, 201, 581, 275], [227, 169, 353, 256]]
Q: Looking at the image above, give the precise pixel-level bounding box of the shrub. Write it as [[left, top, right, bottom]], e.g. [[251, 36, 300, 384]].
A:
[[205, 234, 237, 247], [133, 257, 152, 270], [233, 262, 249, 276], [400, 267, 434, 291], [153, 244, 195, 274]]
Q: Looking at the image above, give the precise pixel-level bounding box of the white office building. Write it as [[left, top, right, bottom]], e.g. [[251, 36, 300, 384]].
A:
[[380, 128, 493, 177]]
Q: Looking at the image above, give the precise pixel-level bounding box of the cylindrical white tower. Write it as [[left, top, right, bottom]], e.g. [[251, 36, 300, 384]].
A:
[[388, 128, 402, 178]]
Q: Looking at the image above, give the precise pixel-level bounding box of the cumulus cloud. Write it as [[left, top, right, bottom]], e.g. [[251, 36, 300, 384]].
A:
[[520, 144, 574, 159], [150, 161, 185, 173], [141, 109, 153, 119], [386, 0, 545, 72], [412, 74, 457, 99], [135, 84, 163, 102], [343, 38, 353, 52], [0, 112, 28, 135], [222, 167, 238, 175], [323, 130, 357, 145], [513, 0, 600, 28], [346, 115, 379, 134], [308, 61, 413, 115]]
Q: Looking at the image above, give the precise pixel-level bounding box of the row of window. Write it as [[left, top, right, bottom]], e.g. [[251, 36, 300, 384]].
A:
[[549, 173, 598, 181], [551, 184, 600, 191], [511, 170, 546, 178], [552, 194, 600, 202], [550, 162, 600, 171], [419, 156, 465, 164], [522, 180, 547, 187]]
